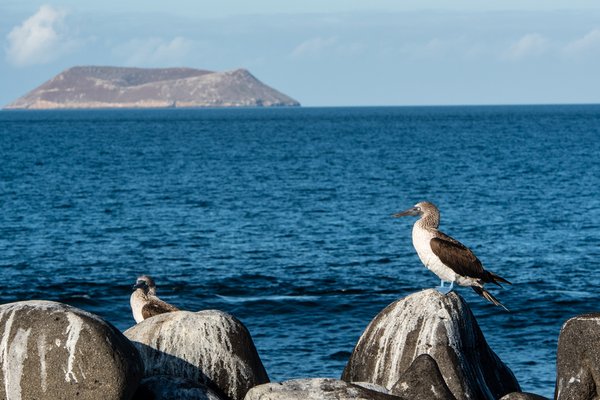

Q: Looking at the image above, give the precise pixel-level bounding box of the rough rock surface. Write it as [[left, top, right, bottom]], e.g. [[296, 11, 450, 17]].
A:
[[4, 66, 300, 109], [390, 354, 457, 400], [499, 392, 549, 400], [352, 382, 391, 394], [133, 375, 225, 400], [555, 313, 600, 400], [0, 300, 142, 400], [341, 289, 520, 400], [125, 310, 269, 400], [244, 378, 403, 400]]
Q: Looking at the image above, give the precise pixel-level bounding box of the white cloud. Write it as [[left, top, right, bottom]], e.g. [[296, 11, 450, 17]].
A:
[[290, 37, 338, 58], [564, 28, 600, 56], [505, 33, 548, 60], [5, 5, 75, 66], [114, 37, 194, 66]]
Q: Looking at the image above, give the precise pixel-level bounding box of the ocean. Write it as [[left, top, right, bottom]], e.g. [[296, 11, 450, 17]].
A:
[[1, 106, 599, 398]]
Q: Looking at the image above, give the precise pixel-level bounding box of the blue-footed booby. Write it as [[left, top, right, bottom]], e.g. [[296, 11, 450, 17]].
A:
[[393, 201, 511, 310], [130, 275, 179, 323]]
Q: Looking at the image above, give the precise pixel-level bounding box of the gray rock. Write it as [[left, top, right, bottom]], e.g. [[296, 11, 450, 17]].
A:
[[499, 392, 549, 400], [124, 310, 269, 400], [341, 289, 520, 400], [133, 375, 225, 400], [243, 378, 403, 400], [390, 354, 456, 400], [0, 300, 142, 400], [352, 382, 391, 394], [555, 313, 600, 400]]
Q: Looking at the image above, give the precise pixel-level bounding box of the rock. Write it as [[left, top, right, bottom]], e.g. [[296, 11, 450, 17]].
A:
[[124, 310, 269, 400], [499, 392, 549, 400], [0, 300, 142, 400], [133, 375, 225, 400], [352, 382, 392, 394], [243, 378, 403, 400], [390, 354, 456, 400], [341, 289, 520, 400], [555, 313, 600, 400]]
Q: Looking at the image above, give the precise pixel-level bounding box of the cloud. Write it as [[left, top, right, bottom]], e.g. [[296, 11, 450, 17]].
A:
[[504, 33, 548, 60], [289, 36, 364, 59], [563, 28, 600, 56], [113, 37, 194, 66], [290, 37, 338, 58], [5, 5, 75, 66]]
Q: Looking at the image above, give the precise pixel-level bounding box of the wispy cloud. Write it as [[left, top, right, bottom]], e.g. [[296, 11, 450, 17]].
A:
[[290, 37, 338, 58], [563, 28, 600, 56], [5, 5, 76, 66], [289, 36, 365, 59], [113, 37, 194, 66], [504, 33, 548, 60]]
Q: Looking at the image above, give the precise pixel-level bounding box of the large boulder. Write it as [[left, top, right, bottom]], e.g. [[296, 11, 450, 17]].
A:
[[0, 300, 142, 400], [555, 313, 600, 400], [243, 378, 402, 400], [390, 354, 456, 400], [342, 289, 519, 400], [124, 310, 269, 400], [133, 375, 225, 400]]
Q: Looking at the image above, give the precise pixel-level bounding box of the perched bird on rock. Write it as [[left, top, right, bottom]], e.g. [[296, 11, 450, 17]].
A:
[[393, 201, 511, 310], [130, 275, 179, 323]]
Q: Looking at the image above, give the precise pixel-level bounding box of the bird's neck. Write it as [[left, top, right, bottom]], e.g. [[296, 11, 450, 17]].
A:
[[133, 289, 149, 301], [416, 212, 439, 230]]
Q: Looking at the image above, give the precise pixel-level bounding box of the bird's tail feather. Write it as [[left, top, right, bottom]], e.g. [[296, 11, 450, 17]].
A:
[[472, 286, 509, 312], [486, 271, 512, 287]]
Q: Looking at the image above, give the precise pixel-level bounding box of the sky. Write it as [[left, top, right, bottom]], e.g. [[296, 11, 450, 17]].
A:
[[2, 1, 600, 107]]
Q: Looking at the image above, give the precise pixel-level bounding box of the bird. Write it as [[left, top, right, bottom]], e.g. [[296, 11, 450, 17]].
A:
[[393, 201, 511, 310], [130, 275, 180, 323]]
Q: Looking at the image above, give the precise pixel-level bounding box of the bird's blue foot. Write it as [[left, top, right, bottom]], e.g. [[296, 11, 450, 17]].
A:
[[436, 280, 454, 295]]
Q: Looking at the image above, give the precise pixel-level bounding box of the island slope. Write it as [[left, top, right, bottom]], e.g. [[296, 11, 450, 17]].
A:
[[4, 66, 300, 109]]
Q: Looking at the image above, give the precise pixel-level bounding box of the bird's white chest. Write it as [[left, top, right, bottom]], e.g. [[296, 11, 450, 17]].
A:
[[130, 291, 146, 323], [412, 225, 456, 282]]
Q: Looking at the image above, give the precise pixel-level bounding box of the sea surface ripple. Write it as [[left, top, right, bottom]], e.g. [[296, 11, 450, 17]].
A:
[[1, 106, 599, 398]]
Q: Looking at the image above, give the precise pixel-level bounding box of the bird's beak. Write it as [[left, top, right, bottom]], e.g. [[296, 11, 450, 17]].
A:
[[392, 207, 420, 218], [133, 282, 145, 290]]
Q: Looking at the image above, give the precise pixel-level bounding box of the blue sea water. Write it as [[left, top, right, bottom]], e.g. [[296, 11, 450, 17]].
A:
[[1, 106, 599, 398]]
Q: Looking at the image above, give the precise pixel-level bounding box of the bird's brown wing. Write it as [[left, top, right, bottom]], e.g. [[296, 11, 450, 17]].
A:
[[430, 234, 485, 279], [141, 299, 179, 320]]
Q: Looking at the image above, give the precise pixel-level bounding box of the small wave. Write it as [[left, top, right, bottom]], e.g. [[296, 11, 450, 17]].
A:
[[328, 351, 352, 361], [216, 294, 320, 303], [53, 203, 74, 209], [550, 289, 597, 299]]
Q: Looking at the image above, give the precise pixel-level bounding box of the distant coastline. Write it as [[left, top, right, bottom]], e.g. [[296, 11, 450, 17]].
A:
[[4, 66, 300, 110]]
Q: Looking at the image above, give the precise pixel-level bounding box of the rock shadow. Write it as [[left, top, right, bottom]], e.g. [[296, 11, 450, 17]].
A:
[[131, 341, 231, 400]]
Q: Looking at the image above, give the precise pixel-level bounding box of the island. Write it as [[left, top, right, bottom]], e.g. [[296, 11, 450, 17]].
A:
[[4, 66, 300, 109]]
